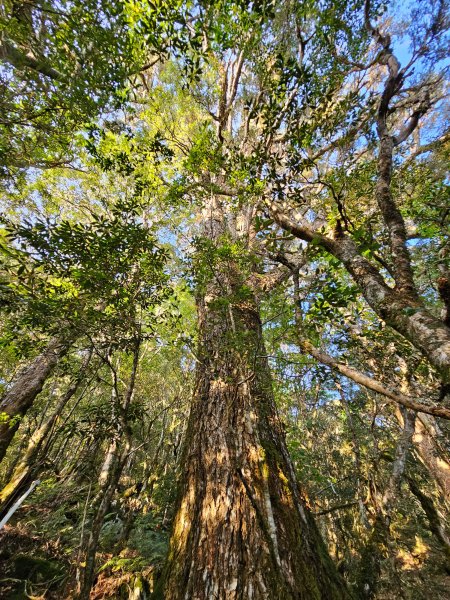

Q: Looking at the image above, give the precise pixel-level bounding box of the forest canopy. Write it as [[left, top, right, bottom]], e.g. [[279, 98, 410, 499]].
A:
[[0, 0, 449, 598]]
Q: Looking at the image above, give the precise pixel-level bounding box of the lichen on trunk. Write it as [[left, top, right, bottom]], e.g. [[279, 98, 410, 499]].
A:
[[159, 196, 351, 599]]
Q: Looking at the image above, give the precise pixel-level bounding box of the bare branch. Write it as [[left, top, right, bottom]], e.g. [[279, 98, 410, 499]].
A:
[[393, 92, 431, 146]]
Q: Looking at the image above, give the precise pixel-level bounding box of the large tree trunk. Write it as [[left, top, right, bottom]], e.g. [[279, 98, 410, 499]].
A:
[[0, 336, 70, 463], [160, 198, 351, 599]]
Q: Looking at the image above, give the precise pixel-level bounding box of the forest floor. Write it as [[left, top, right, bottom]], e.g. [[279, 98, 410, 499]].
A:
[[1, 507, 449, 599]]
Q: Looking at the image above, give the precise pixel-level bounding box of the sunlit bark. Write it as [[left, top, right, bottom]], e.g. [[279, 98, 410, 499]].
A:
[[160, 196, 351, 599], [0, 337, 70, 463]]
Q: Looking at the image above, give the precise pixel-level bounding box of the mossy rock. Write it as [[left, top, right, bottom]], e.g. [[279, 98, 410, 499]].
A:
[[12, 554, 64, 585]]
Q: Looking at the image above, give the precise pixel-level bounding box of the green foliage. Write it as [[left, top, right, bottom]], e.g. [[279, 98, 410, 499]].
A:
[[0, 1, 448, 599], [189, 235, 256, 296], [0, 0, 204, 182], [0, 412, 21, 427], [307, 279, 359, 324], [0, 199, 171, 342], [128, 514, 169, 563]]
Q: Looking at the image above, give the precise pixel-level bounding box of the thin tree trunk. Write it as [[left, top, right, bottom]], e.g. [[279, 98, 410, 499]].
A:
[[294, 325, 450, 499], [0, 336, 70, 463], [76, 438, 126, 600], [0, 479, 40, 531], [413, 415, 450, 501], [0, 350, 91, 513], [334, 381, 370, 531], [406, 475, 450, 573], [355, 410, 416, 599], [76, 341, 140, 600]]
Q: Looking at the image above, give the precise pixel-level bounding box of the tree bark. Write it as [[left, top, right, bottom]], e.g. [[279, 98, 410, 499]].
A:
[[76, 341, 139, 600], [76, 438, 126, 600], [323, 235, 450, 388], [0, 39, 63, 80], [267, 9, 447, 387], [270, 206, 450, 386], [0, 336, 70, 463], [297, 337, 450, 419], [0, 349, 91, 513], [406, 475, 450, 573], [355, 410, 416, 599], [413, 415, 450, 501], [159, 197, 351, 599]]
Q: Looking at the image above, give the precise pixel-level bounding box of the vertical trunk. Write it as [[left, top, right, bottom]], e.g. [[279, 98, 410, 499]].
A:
[[413, 415, 450, 501], [334, 382, 370, 531], [160, 199, 351, 598], [0, 336, 70, 463], [406, 475, 450, 573], [355, 410, 416, 599], [76, 437, 126, 600], [117, 415, 168, 552], [124, 574, 151, 600], [76, 341, 139, 599]]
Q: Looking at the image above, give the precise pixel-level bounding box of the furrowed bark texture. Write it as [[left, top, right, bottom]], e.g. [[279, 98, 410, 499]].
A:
[[0, 337, 69, 463], [161, 197, 351, 599]]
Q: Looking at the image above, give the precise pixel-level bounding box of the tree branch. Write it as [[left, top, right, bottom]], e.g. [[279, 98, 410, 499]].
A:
[[298, 338, 450, 420], [0, 40, 62, 80]]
